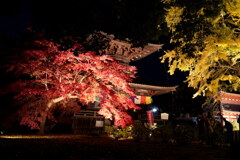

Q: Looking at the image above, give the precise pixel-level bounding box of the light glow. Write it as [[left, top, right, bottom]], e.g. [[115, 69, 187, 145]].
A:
[[0, 135, 84, 139], [151, 107, 159, 113]]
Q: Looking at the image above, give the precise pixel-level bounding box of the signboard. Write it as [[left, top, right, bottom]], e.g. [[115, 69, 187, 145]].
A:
[[161, 113, 169, 120], [146, 111, 154, 125], [95, 120, 104, 127]]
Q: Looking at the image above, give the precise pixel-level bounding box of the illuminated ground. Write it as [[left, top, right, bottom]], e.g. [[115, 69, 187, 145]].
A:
[[0, 134, 233, 160]]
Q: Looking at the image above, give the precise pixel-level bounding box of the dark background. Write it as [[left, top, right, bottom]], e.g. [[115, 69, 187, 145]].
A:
[[0, 0, 205, 131]]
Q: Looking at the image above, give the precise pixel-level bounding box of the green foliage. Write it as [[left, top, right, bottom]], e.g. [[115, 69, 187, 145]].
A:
[[132, 120, 151, 140], [105, 125, 133, 139], [105, 121, 151, 140]]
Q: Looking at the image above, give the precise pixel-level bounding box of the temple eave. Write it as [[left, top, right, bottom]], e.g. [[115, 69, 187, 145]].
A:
[[129, 83, 178, 96], [129, 83, 177, 91], [128, 43, 163, 62]]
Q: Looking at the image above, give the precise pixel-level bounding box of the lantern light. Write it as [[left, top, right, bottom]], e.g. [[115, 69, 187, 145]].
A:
[[152, 107, 158, 113]]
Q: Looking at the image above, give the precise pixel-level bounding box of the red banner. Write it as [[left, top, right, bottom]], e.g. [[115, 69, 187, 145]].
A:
[[146, 111, 154, 125]]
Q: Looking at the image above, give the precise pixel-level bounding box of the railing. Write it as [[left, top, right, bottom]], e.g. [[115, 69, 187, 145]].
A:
[[229, 131, 240, 145], [137, 114, 161, 122], [74, 111, 103, 118], [233, 131, 240, 143], [72, 111, 104, 135]]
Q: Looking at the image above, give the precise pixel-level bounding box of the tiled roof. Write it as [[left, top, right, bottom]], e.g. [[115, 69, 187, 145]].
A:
[[103, 37, 163, 63], [219, 91, 240, 104]]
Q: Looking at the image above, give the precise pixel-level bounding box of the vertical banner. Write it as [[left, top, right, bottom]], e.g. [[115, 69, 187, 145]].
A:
[[146, 110, 154, 125]]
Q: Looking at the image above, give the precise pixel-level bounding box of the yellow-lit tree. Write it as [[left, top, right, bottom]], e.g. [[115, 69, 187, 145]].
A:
[[161, 0, 240, 98]]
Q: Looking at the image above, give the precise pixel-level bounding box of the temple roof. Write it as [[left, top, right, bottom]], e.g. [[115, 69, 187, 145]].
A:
[[129, 83, 178, 96], [219, 91, 240, 105], [105, 39, 163, 64], [94, 32, 163, 64]]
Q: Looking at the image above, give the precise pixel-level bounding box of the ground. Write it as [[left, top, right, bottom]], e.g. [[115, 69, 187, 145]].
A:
[[0, 134, 235, 160]]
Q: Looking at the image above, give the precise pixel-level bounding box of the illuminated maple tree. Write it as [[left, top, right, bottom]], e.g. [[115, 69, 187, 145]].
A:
[[161, 0, 240, 98], [8, 35, 140, 133]]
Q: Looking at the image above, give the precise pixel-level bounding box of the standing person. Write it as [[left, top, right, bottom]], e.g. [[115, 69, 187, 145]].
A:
[[223, 118, 233, 145], [238, 116, 240, 144], [238, 115, 240, 129]]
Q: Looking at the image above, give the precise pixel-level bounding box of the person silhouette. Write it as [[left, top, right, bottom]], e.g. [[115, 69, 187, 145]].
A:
[[223, 118, 233, 145], [238, 115, 240, 127]]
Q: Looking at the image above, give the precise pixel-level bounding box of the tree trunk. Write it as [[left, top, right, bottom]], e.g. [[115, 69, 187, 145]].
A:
[[38, 96, 74, 134], [39, 112, 47, 134], [39, 101, 53, 134]]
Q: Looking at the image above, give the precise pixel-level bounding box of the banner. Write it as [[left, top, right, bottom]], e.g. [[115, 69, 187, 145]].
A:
[[93, 94, 152, 104], [146, 110, 154, 125], [131, 96, 152, 104]]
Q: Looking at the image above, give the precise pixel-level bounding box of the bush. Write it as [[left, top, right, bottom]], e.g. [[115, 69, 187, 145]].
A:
[[174, 123, 199, 145], [104, 125, 133, 139], [132, 120, 151, 140], [205, 122, 225, 146], [105, 120, 204, 145], [152, 122, 175, 143], [151, 121, 199, 145]]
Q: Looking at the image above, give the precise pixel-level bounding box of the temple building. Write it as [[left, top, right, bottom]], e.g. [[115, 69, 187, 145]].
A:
[[72, 33, 178, 134], [214, 91, 240, 131]]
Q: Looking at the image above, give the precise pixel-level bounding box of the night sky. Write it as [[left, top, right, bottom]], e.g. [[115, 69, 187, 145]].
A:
[[130, 46, 187, 86]]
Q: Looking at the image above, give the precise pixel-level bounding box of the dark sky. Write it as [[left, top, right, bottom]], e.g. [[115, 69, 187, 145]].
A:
[[130, 44, 187, 86], [0, 1, 31, 37], [0, 0, 187, 87]]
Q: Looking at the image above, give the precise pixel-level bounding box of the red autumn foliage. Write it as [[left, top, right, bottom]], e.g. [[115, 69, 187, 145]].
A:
[[9, 36, 140, 129]]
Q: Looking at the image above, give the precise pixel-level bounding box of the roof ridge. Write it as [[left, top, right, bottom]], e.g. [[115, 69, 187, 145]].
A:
[[128, 82, 178, 88]]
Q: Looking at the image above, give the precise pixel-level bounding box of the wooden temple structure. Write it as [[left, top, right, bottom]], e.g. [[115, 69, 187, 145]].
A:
[[214, 91, 240, 131], [72, 32, 178, 134]]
